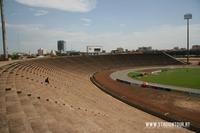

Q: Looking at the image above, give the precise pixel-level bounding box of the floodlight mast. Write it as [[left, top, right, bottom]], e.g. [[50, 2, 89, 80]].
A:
[[184, 13, 192, 64], [0, 0, 8, 60]]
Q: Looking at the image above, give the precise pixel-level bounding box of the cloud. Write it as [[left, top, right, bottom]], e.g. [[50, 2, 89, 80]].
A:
[[81, 18, 91, 23], [81, 18, 92, 26], [34, 10, 48, 16], [29, 8, 48, 16], [2, 23, 200, 54], [15, 0, 97, 12]]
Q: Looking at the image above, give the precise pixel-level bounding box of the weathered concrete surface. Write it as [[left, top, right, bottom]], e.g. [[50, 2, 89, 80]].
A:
[[0, 54, 192, 133]]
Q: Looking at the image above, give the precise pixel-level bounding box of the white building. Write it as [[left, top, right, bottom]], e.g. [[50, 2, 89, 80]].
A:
[[37, 48, 47, 56], [86, 46, 103, 55], [50, 50, 56, 56]]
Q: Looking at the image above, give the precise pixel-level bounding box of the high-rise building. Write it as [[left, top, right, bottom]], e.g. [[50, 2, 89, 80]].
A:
[[57, 40, 66, 53]]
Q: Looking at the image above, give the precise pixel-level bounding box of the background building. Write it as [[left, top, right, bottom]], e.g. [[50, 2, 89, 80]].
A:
[[86, 46, 103, 55], [116, 47, 124, 53], [57, 40, 66, 53], [50, 50, 56, 56], [111, 47, 124, 54], [37, 48, 46, 56], [192, 45, 200, 50], [173, 46, 180, 51], [137, 46, 152, 52]]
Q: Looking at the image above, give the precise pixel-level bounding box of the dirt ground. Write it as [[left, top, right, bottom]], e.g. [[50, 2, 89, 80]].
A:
[[94, 70, 200, 131]]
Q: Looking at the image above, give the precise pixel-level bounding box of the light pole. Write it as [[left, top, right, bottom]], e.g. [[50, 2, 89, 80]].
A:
[[0, 0, 8, 60], [184, 13, 192, 64]]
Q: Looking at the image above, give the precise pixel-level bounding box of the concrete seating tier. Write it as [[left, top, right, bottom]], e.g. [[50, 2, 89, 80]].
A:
[[0, 53, 188, 133]]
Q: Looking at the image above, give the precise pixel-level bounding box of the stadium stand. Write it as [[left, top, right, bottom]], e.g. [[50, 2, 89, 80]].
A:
[[0, 53, 190, 133]]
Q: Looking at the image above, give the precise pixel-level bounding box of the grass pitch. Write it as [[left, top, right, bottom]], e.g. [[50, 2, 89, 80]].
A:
[[128, 68, 200, 89]]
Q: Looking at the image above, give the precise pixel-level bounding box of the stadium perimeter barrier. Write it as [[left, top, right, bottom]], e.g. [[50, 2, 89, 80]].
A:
[[116, 78, 200, 97]]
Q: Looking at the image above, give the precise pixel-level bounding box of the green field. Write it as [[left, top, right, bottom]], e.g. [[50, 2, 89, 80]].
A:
[[128, 68, 200, 89]]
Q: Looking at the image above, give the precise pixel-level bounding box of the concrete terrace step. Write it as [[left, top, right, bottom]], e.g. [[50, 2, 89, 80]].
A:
[[0, 54, 192, 133], [0, 64, 52, 133]]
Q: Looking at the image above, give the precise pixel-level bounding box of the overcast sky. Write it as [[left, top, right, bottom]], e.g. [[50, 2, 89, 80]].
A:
[[0, 0, 200, 54]]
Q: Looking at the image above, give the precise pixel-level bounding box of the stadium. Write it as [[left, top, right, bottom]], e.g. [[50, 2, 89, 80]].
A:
[[1, 0, 200, 133], [0, 52, 200, 133]]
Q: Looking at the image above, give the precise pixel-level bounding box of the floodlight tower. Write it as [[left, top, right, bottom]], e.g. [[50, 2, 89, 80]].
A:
[[184, 13, 192, 64], [0, 0, 8, 60]]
